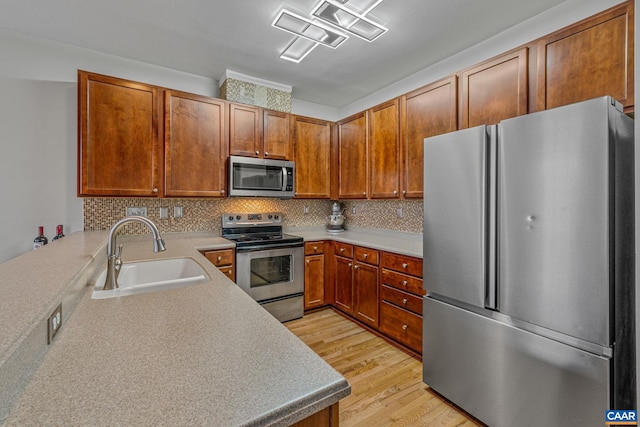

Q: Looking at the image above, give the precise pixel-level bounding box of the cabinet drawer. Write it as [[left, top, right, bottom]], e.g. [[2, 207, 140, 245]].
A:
[[218, 266, 235, 282], [354, 246, 379, 265], [333, 242, 354, 258], [204, 249, 234, 267], [305, 241, 324, 255], [380, 285, 423, 315], [381, 252, 422, 277], [381, 269, 425, 297], [379, 301, 422, 353]]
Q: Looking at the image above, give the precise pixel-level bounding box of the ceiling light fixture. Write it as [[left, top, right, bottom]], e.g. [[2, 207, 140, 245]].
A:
[[272, 9, 348, 48], [280, 37, 320, 63], [311, 0, 387, 42]]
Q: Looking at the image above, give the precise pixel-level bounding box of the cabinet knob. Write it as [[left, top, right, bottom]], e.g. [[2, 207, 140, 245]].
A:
[[255, 150, 260, 155], [227, 270, 232, 275], [362, 192, 366, 196], [393, 190, 398, 195], [402, 263, 408, 269], [402, 324, 408, 331], [340, 248, 345, 252], [306, 259, 310, 264], [221, 189, 225, 194], [403, 280, 408, 287], [313, 246, 318, 251], [217, 256, 222, 261], [265, 151, 269, 156], [363, 253, 368, 258], [354, 265, 359, 270], [348, 263, 352, 268], [152, 188, 158, 193], [402, 190, 406, 194], [402, 298, 408, 304]]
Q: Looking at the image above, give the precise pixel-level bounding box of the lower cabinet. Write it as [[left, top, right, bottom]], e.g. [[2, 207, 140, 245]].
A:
[[202, 248, 235, 282], [304, 242, 327, 310]]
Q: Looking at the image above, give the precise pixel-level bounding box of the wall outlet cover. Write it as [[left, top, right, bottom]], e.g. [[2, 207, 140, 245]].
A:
[[47, 303, 62, 344], [126, 207, 147, 217]]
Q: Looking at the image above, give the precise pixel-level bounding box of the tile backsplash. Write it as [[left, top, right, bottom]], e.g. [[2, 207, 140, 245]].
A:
[[83, 198, 423, 234]]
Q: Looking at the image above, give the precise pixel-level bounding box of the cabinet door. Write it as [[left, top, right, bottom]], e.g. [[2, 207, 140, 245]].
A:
[[164, 91, 227, 197], [460, 48, 528, 128], [334, 255, 354, 314], [293, 116, 331, 198], [305, 254, 325, 310], [369, 99, 400, 199], [263, 110, 292, 160], [337, 112, 368, 199], [402, 76, 458, 198], [536, 2, 634, 112], [78, 71, 161, 196], [229, 103, 262, 157], [354, 262, 379, 327]]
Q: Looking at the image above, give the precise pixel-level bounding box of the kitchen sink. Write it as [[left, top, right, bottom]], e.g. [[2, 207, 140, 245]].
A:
[[92, 257, 209, 299]]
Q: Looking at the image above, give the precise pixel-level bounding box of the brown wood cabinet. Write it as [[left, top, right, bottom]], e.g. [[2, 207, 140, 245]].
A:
[[305, 242, 327, 310], [379, 252, 424, 354], [336, 112, 368, 199], [203, 248, 235, 282], [401, 76, 457, 199], [353, 247, 379, 328], [334, 251, 354, 313], [263, 109, 292, 160], [368, 99, 400, 199], [78, 71, 161, 197], [293, 116, 332, 198], [536, 1, 634, 112], [164, 91, 227, 197], [459, 47, 529, 128], [229, 102, 263, 158]]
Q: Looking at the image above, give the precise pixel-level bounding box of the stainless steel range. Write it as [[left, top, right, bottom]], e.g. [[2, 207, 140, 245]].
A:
[[222, 212, 304, 322]]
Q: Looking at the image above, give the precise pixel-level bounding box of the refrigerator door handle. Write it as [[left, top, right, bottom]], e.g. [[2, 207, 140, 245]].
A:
[[485, 125, 498, 310]]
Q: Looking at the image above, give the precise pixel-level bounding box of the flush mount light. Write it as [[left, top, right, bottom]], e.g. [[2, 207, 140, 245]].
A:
[[311, 0, 387, 42], [280, 37, 320, 63], [333, 0, 384, 16], [272, 9, 348, 49]]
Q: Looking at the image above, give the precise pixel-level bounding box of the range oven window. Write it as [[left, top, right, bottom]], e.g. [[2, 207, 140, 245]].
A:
[[232, 164, 282, 190], [250, 254, 292, 288]]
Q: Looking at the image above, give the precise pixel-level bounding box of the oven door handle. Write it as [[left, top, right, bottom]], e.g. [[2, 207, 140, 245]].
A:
[[236, 242, 304, 252]]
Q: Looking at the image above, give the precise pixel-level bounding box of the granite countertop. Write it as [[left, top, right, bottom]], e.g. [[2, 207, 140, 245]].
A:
[[1, 233, 350, 426], [287, 226, 423, 258]]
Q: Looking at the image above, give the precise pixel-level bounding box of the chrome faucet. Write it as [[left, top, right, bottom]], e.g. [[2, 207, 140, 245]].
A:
[[103, 216, 166, 290]]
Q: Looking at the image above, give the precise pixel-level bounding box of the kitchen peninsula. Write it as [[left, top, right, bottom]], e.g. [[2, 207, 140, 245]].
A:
[[0, 232, 350, 426]]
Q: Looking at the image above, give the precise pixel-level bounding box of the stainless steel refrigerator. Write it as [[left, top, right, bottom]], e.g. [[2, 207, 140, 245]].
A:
[[422, 96, 635, 427]]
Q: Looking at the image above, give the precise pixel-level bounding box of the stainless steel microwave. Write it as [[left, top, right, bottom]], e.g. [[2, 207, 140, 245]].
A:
[[228, 155, 295, 198]]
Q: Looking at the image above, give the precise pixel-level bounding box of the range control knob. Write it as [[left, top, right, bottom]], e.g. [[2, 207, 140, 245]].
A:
[[268, 214, 273, 219], [228, 216, 234, 221], [236, 215, 241, 220], [274, 214, 279, 220]]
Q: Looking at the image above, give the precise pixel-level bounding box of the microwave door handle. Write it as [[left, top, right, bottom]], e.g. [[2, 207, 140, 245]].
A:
[[282, 167, 287, 191]]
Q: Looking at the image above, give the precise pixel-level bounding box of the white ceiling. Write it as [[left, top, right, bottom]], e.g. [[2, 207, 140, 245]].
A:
[[0, 0, 567, 108]]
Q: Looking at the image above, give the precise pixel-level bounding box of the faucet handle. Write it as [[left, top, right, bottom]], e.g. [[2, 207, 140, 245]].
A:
[[115, 244, 124, 272]]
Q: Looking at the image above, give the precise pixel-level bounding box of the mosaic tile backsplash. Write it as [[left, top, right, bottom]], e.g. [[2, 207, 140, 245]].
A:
[[83, 198, 423, 235], [220, 78, 292, 113]]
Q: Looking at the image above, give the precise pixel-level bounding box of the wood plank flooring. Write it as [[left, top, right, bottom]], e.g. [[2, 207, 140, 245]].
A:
[[286, 309, 484, 427]]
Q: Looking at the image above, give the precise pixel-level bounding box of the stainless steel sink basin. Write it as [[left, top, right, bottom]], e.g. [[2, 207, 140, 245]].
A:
[[92, 257, 209, 299]]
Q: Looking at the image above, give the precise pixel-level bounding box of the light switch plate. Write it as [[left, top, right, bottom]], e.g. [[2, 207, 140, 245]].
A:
[[159, 207, 169, 219], [174, 206, 183, 218]]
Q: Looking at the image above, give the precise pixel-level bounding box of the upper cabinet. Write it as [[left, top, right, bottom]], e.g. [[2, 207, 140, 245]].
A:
[[401, 76, 457, 199], [460, 47, 529, 128], [164, 91, 227, 197], [368, 99, 401, 199], [293, 116, 332, 199], [336, 112, 368, 199], [535, 1, 634, 112], [78, 71, 161, 197], [229, 102, 263, 158], [229, 102, 293, 160]]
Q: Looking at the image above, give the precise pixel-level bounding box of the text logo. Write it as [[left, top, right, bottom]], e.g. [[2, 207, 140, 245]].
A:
[[605, 410, 638, 425]]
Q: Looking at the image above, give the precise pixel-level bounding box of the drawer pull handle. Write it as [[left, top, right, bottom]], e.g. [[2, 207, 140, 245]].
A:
[[403, 280, 408, 287], [340, 248, 345, 252], [402, 298, 408, 304], [363, 253, 368, 258], [402, 263, 408, 269], [402, 324, 408, 331]]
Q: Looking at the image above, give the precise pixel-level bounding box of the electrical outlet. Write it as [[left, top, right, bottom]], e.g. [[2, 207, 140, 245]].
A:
[[174, 206, 183, 218], [303, 206, 309, 215], [351, 206, 356, 214], [396, 207, 404, 219], [159, 207, 169, 219], [126, 207, 147, 217], [47, 303, 62, 344]]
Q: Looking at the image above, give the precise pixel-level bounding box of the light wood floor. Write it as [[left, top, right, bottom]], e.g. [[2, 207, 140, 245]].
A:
[[286, 309, 484, 427]]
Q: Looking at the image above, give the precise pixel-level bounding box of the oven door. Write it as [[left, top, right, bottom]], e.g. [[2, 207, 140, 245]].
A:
[[236, 246, 304, 302]]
